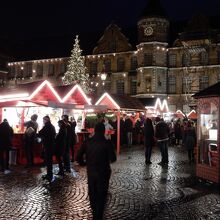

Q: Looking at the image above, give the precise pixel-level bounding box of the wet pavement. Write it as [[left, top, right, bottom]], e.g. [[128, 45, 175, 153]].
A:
[[0, 145, 220, 220]]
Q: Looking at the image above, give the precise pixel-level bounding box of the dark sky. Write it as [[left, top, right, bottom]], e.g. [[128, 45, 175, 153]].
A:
[[1, 0, 220, 38]]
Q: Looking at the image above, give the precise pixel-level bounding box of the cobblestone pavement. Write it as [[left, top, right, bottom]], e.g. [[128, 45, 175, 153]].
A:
[[0, 145, 220, 220]]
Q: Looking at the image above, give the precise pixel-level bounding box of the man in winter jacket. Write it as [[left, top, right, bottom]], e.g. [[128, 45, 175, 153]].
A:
[[39, 116, 56, 182], [155, 117, 170, 165], [77, 122, 116, 220]]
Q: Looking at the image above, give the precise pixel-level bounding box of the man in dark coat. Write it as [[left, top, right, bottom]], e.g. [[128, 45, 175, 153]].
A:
[[39, 116, 56, 182], [77, 122, 116, 220], [155, 117, 170, 165], [0, 119, 14, 172], [125, 115, 133, 148], [55, 120, 67, 175], [144, 118, 154, 164]]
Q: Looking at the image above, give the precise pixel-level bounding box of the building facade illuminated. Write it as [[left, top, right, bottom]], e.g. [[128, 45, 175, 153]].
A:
[[5, 0, 220, 113]]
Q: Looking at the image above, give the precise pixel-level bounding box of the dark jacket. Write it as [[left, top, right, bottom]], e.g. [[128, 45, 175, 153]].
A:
[[39, 121, 56, 151], [144, 119, 155, 146], [0, 122, 14, 150], [155, 121, 169, 141], [125, 118, 133, 133], [55, 124, 67, 155], [185, 127, 196, 150], [76, 133, 116, 176]]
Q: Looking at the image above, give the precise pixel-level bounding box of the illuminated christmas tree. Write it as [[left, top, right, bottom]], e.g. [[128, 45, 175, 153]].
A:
[[62, 35, 91, 94]]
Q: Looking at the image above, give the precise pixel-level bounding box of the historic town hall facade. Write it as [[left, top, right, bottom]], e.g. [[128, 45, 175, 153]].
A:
[[5, 0, 220, 113]]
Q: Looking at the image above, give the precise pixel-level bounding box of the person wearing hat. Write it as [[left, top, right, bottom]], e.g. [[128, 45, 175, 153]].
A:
[[39, 116, 56, 182], [76, 122, 116, 220]]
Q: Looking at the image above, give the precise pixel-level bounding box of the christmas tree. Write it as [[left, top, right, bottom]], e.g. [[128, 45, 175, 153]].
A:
[[62, 35, 91, 94]]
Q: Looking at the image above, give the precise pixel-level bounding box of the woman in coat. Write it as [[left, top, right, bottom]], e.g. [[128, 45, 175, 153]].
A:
[[144, 118, 154, 164]]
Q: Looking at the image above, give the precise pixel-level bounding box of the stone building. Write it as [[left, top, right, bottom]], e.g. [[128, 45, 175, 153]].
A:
[[6, 0, 220, 113]]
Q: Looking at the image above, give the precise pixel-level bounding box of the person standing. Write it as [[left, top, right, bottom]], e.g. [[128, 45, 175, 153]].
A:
[[185, 121, 196, 163], [155, 117, 170, 165], [104, 117, 113, 140], [62, 115, 72, 172], [24, 114, 38, 167], [144, 118, 154, 164], [125, 115, 133, 148], [76, 122, 116, 220], [39, 116, 56, 182], [174, 119, 182, 146], [70, 116, 77, 162], [55, 120, 67, 175], [0, 119, 14, 172]]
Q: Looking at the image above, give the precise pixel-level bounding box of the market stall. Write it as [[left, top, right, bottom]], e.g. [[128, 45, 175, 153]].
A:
[[192, 82, 220, 183], [0, 80, 91, 164], [95, 92, 146, 154]]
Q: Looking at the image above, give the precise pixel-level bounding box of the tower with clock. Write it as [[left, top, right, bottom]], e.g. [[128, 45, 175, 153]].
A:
[[136, 0, 170, 95]]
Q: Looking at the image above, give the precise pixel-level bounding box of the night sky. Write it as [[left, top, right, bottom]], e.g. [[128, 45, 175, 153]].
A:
[[1, 0, 220, 38]]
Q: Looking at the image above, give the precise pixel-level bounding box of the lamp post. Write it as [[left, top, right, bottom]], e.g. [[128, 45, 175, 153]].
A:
[[100, 72, 107, 85]]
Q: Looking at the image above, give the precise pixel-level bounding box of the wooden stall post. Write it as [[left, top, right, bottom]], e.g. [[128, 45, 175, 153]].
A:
[[21, 107, 25, 133], [116, 111, 120, 155]]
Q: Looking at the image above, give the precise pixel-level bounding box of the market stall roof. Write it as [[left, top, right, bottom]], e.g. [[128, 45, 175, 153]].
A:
[[95, 92, 145, 111], [192, 81, 220, 98], [187, 110, 197, 119], [0, 80, 91, 106]]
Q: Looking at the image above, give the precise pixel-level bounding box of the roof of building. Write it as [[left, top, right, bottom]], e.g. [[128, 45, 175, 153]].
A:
[[192, 81, 220, 98], [109, 94, 145, 110]]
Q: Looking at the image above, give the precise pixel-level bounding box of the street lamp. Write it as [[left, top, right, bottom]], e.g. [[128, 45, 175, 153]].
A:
[[100, 72, 107, 81]]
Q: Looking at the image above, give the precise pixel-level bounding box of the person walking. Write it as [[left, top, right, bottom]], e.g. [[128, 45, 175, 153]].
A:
[[39, 116, 56, 182], [185, 121, 196, 163], [155, 117, 170, 165], [76, 122, 116, 220], [24, 114, 38, 167], [0, 119, 14, 172], [55, 120, 67, 175], [144, 118, 154, 164]]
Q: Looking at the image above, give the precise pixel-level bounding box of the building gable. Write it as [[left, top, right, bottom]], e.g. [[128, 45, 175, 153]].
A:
[[93, 23, 133, 54]]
